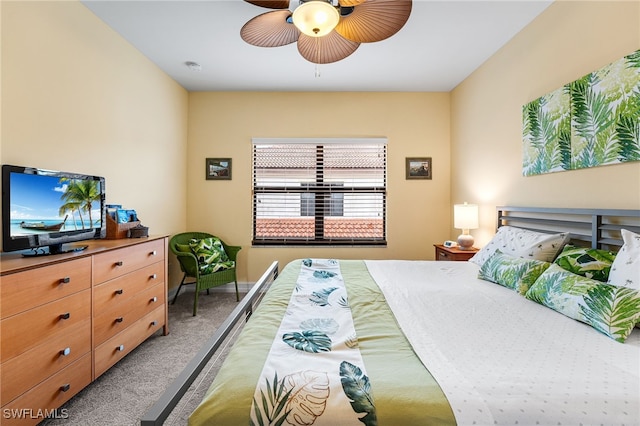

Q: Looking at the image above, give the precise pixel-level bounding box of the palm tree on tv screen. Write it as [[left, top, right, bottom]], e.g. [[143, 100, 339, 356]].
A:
[[58, 201, 82, 230], [59, 178, 101, 229]]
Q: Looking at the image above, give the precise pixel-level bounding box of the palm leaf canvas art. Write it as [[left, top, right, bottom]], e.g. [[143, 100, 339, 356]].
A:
[[523, 49, 640, 175], [522, 86, 571, 175]]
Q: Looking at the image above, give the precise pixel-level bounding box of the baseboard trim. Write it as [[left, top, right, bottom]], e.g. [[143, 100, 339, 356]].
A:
[[167, 281, 252, 300]]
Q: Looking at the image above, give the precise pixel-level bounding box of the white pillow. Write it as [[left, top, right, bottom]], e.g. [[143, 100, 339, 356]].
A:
[[607, 229, 640, 290], [469, 225, 569, 267]]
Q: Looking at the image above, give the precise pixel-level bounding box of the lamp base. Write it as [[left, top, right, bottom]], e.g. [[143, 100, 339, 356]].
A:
[[457, 233, 475, 250]]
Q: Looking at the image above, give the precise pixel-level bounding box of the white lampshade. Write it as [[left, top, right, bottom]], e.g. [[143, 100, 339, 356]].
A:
[[454, 202, 479, 250], [454, 202, 479, 230], [292, 1, 340, 37]]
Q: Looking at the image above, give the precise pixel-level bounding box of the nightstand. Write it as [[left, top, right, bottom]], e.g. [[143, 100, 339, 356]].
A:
[[434, 244, 478, 261]]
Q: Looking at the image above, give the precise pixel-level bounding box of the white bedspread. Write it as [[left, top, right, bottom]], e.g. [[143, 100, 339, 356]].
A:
[[365, 260, 640, 426]]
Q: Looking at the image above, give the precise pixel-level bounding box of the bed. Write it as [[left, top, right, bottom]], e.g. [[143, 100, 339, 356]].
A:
[[141, 206, 640, 425]]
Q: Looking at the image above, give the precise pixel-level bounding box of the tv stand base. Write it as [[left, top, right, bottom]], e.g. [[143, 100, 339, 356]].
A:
[[22, 244, 88, 257]]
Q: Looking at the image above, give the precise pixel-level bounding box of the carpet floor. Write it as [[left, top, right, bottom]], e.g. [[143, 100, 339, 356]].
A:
[[41, 288, 244, 426]]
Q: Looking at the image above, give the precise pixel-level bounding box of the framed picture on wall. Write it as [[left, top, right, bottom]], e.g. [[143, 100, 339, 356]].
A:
[[406, 157, 432, 180], [206, 158, 232, 180]]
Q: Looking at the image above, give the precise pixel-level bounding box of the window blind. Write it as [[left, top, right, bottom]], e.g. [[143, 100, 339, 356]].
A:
[[252, 138, 387, 245]]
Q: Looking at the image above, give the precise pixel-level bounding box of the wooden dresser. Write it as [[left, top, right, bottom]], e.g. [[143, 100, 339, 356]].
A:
[[0, 236, 168, 425]]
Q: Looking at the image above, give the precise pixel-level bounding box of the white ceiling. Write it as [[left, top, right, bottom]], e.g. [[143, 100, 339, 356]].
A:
[[80, 0, 553, 92]]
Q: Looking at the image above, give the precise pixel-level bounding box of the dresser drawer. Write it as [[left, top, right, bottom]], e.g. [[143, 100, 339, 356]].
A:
[[93, 282, 166, 346], [1, 290, 91, 361], [0, 320, 91, 406], [93, 239, 165, 284], [94, 306, 165, 377], [1, 258, 91, 319], [1, 353, 91, 426], [93, 261, 165, 315]]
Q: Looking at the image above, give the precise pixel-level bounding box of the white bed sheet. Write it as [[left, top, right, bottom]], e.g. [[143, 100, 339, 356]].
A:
[[365, 260, 640, 426]]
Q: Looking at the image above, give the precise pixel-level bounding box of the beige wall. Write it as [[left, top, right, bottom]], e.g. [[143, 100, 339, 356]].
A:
[[1, 1, 189, 285], [187, 92, 451, 280], [451, 1, 640, 247]]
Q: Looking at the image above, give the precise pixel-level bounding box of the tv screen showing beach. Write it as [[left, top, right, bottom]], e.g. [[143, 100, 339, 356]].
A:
[[9, 172, 103, 237]]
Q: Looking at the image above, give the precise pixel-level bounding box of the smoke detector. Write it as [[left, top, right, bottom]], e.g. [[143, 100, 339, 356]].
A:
[[185, 61, 202, 71]]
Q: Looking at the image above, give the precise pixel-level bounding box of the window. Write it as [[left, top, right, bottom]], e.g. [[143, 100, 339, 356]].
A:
[[301, 183, 344, 217], [252, 138, 387, 246]]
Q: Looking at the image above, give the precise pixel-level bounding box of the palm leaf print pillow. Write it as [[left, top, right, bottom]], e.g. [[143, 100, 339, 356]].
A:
[[554, 245, 616, 282], [478, 250, 551, 295], [188, 237, 234, 274], [525, 264, 640, 342]]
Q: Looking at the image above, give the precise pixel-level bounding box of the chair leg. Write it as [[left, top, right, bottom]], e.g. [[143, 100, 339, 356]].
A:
[[234, 279, 239, 302], [172, 275, 188, 305], [193, 288, 199, 316]]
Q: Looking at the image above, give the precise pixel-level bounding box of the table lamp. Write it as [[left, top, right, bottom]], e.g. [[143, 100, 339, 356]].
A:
[[454, 202, 479, 250]]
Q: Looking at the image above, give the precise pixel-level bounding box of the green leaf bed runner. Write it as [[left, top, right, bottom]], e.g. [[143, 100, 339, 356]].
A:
[[250, 259, 376, 426]]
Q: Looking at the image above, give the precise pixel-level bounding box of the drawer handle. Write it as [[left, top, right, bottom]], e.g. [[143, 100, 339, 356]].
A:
[[60, 312, 71, 320], [115, 317, 124, 323], [60, 347, 71, 356], [150, 250, 157, 256], [60, 384, 71, 392], [116, 344, 125, 352], [150, 296, 158, 303], [115, 261, 124, 267], [115, 289, 124, 295], [150, 274, 157, 280], [60, 277, 71, 284], [151, 320, 157, 326]]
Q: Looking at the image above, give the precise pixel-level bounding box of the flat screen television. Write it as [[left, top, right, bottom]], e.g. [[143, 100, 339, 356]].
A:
[[2, 164, 106, 256]]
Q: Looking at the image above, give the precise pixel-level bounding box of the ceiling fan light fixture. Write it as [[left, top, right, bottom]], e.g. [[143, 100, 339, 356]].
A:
[[292, 0, 339, 37], [241, 0, 412, 64]]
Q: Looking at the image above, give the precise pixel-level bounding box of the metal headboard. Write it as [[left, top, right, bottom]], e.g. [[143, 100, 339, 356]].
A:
[[496, 206, 640, 250]]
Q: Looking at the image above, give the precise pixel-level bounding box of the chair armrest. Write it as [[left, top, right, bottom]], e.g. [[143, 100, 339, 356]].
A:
[[224, 244, 242, 261], [174, 251, 200, 277]]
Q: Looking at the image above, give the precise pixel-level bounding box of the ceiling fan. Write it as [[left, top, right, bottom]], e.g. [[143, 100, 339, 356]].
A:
[[240, 0, 412, 64]]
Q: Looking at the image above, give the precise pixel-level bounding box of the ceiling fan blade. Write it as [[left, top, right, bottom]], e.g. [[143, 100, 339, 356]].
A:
[[336, 0, 412, 43], [338, 0, 367, 6], [241, 10, 300, 47], [297, 31, 360, 64], [244, 1, 291, 9]]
